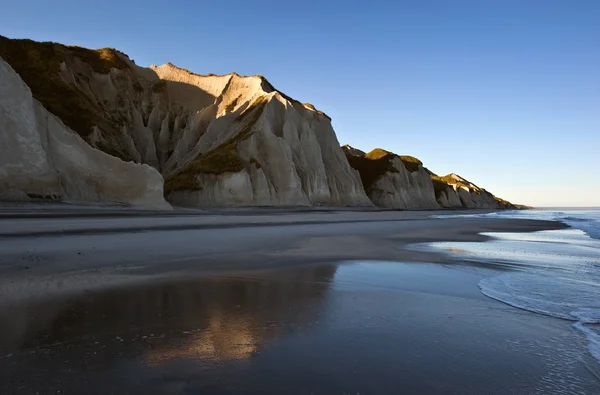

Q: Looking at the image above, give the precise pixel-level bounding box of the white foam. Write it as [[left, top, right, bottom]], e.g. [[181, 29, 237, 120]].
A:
[[429, 209, 600, 363], [571, 310, 600, 324], [433, 209, 600, 241], [565, 218, 600, 241], [479, 273, 600, 321], [479, 272, 600, 363], [574, 322, 600, 362]]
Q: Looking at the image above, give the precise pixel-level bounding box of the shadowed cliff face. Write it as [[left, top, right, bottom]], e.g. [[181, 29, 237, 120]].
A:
[[0, 54, 170, 208], [0, 36, 371, 207], [342, 146, 515, 209]]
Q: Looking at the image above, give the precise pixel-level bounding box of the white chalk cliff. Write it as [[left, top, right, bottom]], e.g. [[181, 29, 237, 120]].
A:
[[343, 146, 514, 210], [0, 56, 170, 209], [154, 66, 371, 207], [434, 174, 513, 209], [0, 36, 516, 209], [343, 147, 439, 209], [0, 36, 370, 207]]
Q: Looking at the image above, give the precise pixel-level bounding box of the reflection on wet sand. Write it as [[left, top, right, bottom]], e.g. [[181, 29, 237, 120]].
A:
[[0, 265, 337, 366], [2, 260, 600, 394]]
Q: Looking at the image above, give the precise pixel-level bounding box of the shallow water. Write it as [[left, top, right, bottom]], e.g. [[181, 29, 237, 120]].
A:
[[433, 209, 600, 240], [429, 209, 600, 367], [1, 260, 598, 394]]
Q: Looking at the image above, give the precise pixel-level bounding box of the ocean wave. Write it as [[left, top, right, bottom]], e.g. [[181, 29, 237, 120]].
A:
[[479, 272, 600, 363], [433, 209, 600, 241], [561, 216, 591, 222], [430, 209, 600, 363], [574, 322, 600, 363], [561, 219, 600, 241]]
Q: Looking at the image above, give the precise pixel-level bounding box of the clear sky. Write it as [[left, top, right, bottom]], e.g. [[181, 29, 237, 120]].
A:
[[1, 0, 598, 206]]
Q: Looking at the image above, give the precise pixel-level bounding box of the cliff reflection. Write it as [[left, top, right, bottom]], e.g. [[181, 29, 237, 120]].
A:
[[0, 264, 337, 365]]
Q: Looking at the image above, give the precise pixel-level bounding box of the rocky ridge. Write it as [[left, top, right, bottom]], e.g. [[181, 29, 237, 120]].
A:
[[342, 146, 515, 209], [0, 36, 370, 207], [0, 56, 170, 208], [0, 36, 516, 209], [432, 173, 514, 209]]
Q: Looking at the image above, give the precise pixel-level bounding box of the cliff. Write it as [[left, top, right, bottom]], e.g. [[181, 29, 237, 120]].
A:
[[0, 56, 170, 209], [0, 35, 516, 210], [342, 146, 515, 210], [343, 147, 439, 209], [0, 36, 370, 207], [431, 173, 514, 209]]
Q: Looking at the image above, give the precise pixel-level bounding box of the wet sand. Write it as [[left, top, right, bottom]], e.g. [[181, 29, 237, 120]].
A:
[[2, 207, 595, 394], [0, 207, 563, 304]]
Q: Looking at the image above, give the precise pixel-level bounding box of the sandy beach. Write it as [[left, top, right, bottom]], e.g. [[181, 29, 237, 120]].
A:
[[0, 206, 563, 304], [3, 206, 599, 394]]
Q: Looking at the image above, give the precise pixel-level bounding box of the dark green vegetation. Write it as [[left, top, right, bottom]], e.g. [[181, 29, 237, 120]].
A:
[[344, 148, 427, 190], [0, 35, 137, 160], [132, 81, 144, 92], [234, 95, 268, 121], [364, 148, 392, 160], [343, 144, 514, 208], [345, 148, 401, 190], [430, 175, 452, 199], [0, 36, 128, 138], [164, 97, 268, 192], [399, 155, 423, 173], [151, 80, 167, 93], [224, 95, 241, 113], [68, 46, 129, 72]]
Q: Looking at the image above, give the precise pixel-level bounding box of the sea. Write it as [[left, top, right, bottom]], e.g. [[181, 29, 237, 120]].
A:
[[429, 209, 600, 364]]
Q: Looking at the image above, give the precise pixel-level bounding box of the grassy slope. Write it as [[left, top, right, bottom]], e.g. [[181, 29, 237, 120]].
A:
[[0, 35, 128, 138], [431, 174, 514, 207], [344, 146, 512, 206], [399, 155, 423, 173], [345, 149, 401, 190], [344, 148, 426, 191], [430, 175, 452, 199], [164, 97, 268, 192]]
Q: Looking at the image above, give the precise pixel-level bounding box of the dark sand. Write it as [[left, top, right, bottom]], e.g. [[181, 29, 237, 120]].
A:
[[1, 207, 597, 394]]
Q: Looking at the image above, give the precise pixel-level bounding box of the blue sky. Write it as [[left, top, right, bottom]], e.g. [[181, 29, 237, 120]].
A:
[[1, 0, 598, 206]]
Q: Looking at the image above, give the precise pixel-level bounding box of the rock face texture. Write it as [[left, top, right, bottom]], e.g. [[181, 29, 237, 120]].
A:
[[0, 36, 515, 210], [432, 174, 514, 209], [343, 146, 515, 210], [341, 144, 366, 157], [343, 148, 439, 209], [0, 36, 370, 207], [0, 56, 170, 209]]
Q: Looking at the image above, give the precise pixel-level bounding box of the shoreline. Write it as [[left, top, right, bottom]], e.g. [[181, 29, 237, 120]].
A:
[[0, 208, 566, 308], [3, 209, 598, 394]]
